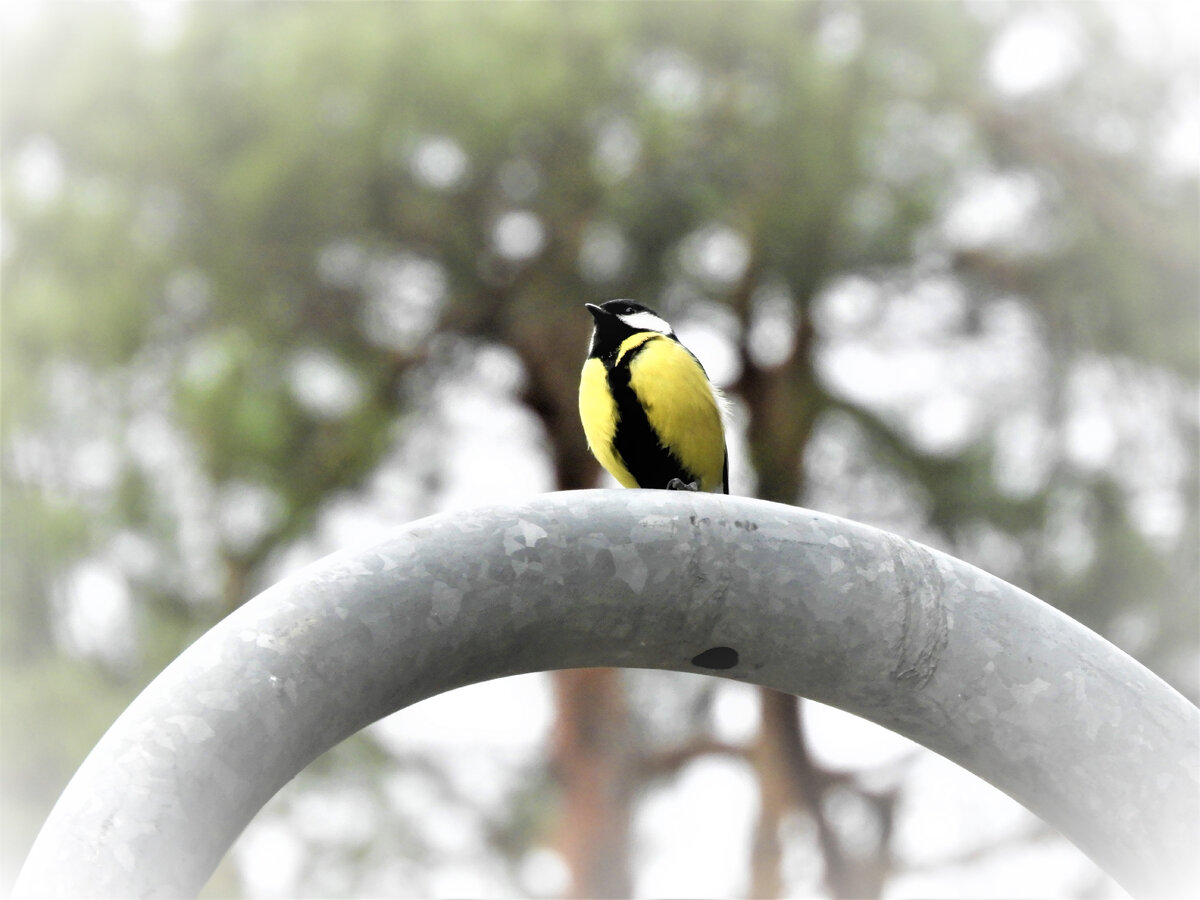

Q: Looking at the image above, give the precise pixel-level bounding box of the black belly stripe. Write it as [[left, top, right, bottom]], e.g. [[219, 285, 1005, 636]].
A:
[[606, 342, 696, 489]]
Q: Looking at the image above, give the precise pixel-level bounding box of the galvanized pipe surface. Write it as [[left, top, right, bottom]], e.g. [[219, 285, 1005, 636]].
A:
[[15, 490, 1199, 898]]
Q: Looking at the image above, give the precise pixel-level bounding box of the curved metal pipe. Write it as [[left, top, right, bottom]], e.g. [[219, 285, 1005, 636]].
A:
[[15, 491, 1199, 897]]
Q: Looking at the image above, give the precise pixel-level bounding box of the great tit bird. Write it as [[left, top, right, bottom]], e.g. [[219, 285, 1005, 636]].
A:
[[579, 299, 728, 493]]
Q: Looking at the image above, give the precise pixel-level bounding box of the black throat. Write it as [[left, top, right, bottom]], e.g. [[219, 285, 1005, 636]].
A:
[[588, 315, 638, 362]]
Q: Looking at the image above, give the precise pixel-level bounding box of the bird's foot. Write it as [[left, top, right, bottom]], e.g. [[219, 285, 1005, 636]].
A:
[[666, 478, 700, 492]]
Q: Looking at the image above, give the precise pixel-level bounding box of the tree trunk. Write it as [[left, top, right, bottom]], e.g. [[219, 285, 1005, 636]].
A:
[[550, 668, 636, 899], [748, 690, 792, 897]]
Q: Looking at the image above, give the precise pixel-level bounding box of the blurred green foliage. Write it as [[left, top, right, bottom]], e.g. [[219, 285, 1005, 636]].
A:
[[2, 1, 1196, 895]]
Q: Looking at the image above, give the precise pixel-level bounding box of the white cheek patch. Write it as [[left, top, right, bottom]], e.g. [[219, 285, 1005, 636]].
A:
[[621, 310, 673, 334]]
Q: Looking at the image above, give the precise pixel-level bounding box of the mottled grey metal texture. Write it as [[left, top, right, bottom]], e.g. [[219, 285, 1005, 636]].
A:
[[15, 490, 1199, 898]]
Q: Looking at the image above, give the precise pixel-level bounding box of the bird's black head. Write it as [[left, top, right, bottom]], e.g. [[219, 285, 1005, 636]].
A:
[[593, 299, 657, 319], [585, 299, 674, 358]]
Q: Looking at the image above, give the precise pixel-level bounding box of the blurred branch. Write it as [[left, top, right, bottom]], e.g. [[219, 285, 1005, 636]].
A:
[[751, 690, 897, 900], [831, 395, 1049, 537], [639, 736, 751, 781], [979, 103, 1197, 277]]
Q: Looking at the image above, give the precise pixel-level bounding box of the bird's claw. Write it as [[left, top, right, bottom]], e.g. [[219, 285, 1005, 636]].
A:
[[666, 478, 700, 492]]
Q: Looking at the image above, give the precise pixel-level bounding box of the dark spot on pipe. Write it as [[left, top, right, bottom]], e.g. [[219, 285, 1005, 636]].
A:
[[692, 646, 738, 670]]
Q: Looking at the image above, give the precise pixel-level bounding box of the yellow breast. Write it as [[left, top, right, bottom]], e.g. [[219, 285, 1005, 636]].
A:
[[627, 336, 726, 491]]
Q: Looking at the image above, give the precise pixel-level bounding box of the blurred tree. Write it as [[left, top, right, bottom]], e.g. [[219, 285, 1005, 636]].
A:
[[2, 1, 1195, 897]]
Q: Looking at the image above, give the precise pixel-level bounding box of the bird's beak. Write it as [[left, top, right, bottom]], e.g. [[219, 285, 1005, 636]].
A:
[[585, 303, 605, 320]]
